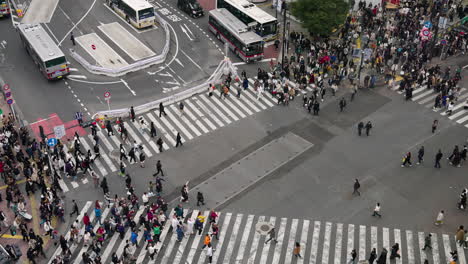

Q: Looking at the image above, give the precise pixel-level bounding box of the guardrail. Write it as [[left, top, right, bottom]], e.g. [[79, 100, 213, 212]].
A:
[[92, 58, 238, 119], [69, 13, 171, 77]]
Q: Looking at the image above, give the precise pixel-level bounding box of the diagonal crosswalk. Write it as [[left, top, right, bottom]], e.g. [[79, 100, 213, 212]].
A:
[[56, 80, 285, 192], [392, 83, 468, 128], [52, 203, 467, 264]]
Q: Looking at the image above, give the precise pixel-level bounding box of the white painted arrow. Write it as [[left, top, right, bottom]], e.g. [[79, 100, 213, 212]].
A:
[[120, 79, 136, 96], [180, 24, 193, 41]]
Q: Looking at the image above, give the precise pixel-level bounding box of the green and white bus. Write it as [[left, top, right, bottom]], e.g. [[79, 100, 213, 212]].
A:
[[107, 0, 156, 29], [209, 8, 264, 62], [17, 24, 69, 80], [217, 0, 278, 41]]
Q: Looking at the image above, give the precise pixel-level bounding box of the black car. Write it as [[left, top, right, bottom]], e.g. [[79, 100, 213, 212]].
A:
[[177, 0, 204, 18]]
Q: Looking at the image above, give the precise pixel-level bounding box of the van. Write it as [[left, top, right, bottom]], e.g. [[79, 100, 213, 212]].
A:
[[177, 0, 204, 18]]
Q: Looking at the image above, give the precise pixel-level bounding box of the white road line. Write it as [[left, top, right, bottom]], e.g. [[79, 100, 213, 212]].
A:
[[259, 216, 276, 264], [333, 223, 342, 264], [47, 201, 92, 264], [69, 210, 95, 253], [456, 114, 468, 124], [347, 224, 354, 263], [233, 83, 261, 112], [243, 87, 268, 109], [448, 109, 468, 119], [371, 226, 378, 252], [171, 210, 199, 263], [309, 221, 320, 264], [359, 225, 366, 261], [398, 230, 406, 264], [81, 138, 107, 176], [97, 130, 114, 151], [412, 86, 427, 95], [185, 99, 216, 131], [418, 93, 438, 104], [199, 95, 232, 124], [442, 234, 452, 264], [182, 104, 209, 134], [145, 112, 174, 148], [188, 212, 221, 264], [383, 227, 390, 262], [192, 97, 226, 127], [214, 90, 247, 118], [432, 233, 440, 264], [271, 217, 287, 264], [223, 213, 244, 263], [210, 93, 240, 121], [57, 178, 70, 192], [164, 106, 194, 140], [185, 211, 212, 264], [212, 213, 233, 262], [246, 216, 266, 263], [437, 91, 468, 112], [70, 181, 79, 188], [412, 90, 434, 101], [227, 92, 254, 116], [123, 122, 153, 157], [115, 207, 146, 259], [153, 209, 176, 257], [321, 222, 331, 264], [159, 111, 187, 143], [285, 219, 299, 263], [418, 232, 427, 264], [247, 79, 275, 106], [296, 219, 309, 264], [169, 104, 201, 137], [456, 234, 467, 264], [136, 116, 161, 153]]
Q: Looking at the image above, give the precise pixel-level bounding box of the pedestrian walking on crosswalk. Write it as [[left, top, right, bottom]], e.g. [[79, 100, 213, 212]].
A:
[[376, 248, 387, 264], [130, 106, 136, 122], [157, 137, 164, 152], [265, 227, 278, 244], [176, 132, 183, 147], [357, 122, 364, 136], [348, 249, 357, 263], [353, 179, 361, 196], [293, 242, 302, 258], [154, 160, 164, 176], [422, 233, 432, 250], [401, 152, 412, 167], [390, 243, 401, 259], [139, 152, 145, 168], [369, 248, 377, 263], [365, 121, 373, 136], [69, 200, 79, 217], [119, 144, 127, 161], [150, 122, 157, 138], [435, 150, 443, 168], [206, 242, 214, 263], [417, 146, 425, 164], [372, 203, 382, 218], [159, 102, 167, 117], [202, 234, 211, 249], [339, 97, 347, 112], [197, 192, 205, 206]]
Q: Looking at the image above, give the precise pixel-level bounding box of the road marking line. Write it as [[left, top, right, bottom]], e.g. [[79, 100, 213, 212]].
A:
[[347, 224, 354, 264], [309, 221, 320, 264], [209, 93, 240, 121], [123, 121, 153, 157], [383, 228, 390, 262], [182, 104, 210, 133], [334, 223, 342, 264], [246, 216, 265, 263], [198, 95, 231, 124], [418, 232, 427, 263], [321, 222, 331, 264], [136, 116, 161, 153], [398, 230, 406, 264], [224, 213, 244, 263], [192, 97, 224, 128], [145, 112, 174, 148], [212, 213, 233, 262], [185, 210, 210, 263], [168, 104, 200, 137], [359, 225, 366, 261], [442, 234, 452, 264], [159, 110, 187, 143], [81, 137, 107, 176], [431, 233, 440, 264]]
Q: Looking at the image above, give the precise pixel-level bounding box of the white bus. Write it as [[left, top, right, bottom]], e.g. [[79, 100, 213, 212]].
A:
[[17, 24, 69, 80], [107, 0, 156, 29], [217, 0, 278, 41], [209, 8, 264, 62]]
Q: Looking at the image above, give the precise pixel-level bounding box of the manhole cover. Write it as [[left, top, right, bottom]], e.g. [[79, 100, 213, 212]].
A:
[[256, 222, 273, 235]]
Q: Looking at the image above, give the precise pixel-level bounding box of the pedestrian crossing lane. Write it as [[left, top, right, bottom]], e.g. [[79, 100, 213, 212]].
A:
[[145, 112, 174, 148], [184, 99, 217, 131]]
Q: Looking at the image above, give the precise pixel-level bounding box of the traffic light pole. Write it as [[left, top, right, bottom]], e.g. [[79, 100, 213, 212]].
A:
[[281, 3, 287, 67]]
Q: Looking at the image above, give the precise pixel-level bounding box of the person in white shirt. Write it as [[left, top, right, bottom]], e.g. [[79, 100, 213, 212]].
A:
[[186, 217, 195, 235], [142, 192, 149, 206], [147, 243, 157, 260], [372, 203, 382, 218], [206, 243, 213, 263]]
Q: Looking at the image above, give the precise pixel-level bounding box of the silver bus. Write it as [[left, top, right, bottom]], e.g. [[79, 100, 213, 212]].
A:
[[17, 24, 69, 80], [107, 0, 156, 29], [209, 8, 264, 62]]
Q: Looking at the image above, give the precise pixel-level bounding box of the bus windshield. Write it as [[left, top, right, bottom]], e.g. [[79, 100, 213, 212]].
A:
[[45, 56, 66, 68], [138, 8, 154, 19], [245, 42, 263, 56]]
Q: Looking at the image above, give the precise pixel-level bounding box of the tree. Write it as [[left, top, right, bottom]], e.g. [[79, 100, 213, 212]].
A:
[[290, 0, 348, 36]]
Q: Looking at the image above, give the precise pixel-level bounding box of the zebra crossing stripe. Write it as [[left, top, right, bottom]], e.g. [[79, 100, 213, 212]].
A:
[[418, 93, 439, 104], [97, 130, 114, 151], [47, 201, 92, 264], [456, 234, 467, 264], [115, 206, 146, 259], [448, 109, 468, 120], [69, 209, 96, 253], [165, 106, 194, 140], [285, 219, 299, 263], [81, 138, 107, 176], [371, 226, 378, 253], [161, 213, 187, 264], [418, 232, 427, 263], [184, 210, 210, 264], [247, 79, 276, 107], [412, 90, 434, 101], [224, 213, 244, 263], [145, 112, 174, 148], [101, 224, 122, 262], [159, 112, 185, 144], [432, 233, 440, 264], [210, 93, 240, 121], [321, 222, 331, 264], [58, 179, 70, 193], [198, 94, 232, 124], [185, 99, 217, 131], [412, 86, 427, 95], [135, 116, 160, 153], [399, 230, 407, 264], [74, 205, 112, 264], [456, 114, 468, 124], [108, 130, 124, 150], [150, 209, 176, 263], [215, 90, 248, 118], [359, 225, 366, 261], [440, 94, 468, 114], [347, 224, 354, 263], [212, 213, 232, 262], [180, 104, 209, 134], [242, 86, 267, 110], [192, 97, 225, 127], [233, 83, 261, 112], [174, 210, 200, 263], [333, 223, 342, 264], [228, 91, 254, 115], [442, 234, 452, 264], [310, 221, 320, 264], [297, 220, 309, 264], [123, 122, 153, 157], [271, 217, 288, 264], [70, 181, 79, 188], [246, 216, 265, 263], [259, 216, 275, 264]]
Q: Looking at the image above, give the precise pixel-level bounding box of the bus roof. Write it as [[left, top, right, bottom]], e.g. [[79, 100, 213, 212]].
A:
[[209, 8, 263, 45], [120, 0, 153, 11], [221, 0, 276, 25], [17, 24, 65, 62]]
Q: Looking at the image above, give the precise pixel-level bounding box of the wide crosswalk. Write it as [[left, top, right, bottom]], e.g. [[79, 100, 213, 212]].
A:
[[58, 79, 291, 192], [391, 83, 468, 128], [50, 202, 467, 264]]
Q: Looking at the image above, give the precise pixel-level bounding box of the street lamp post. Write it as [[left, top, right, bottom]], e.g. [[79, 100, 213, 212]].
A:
[[281, 2, 288, 67]]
